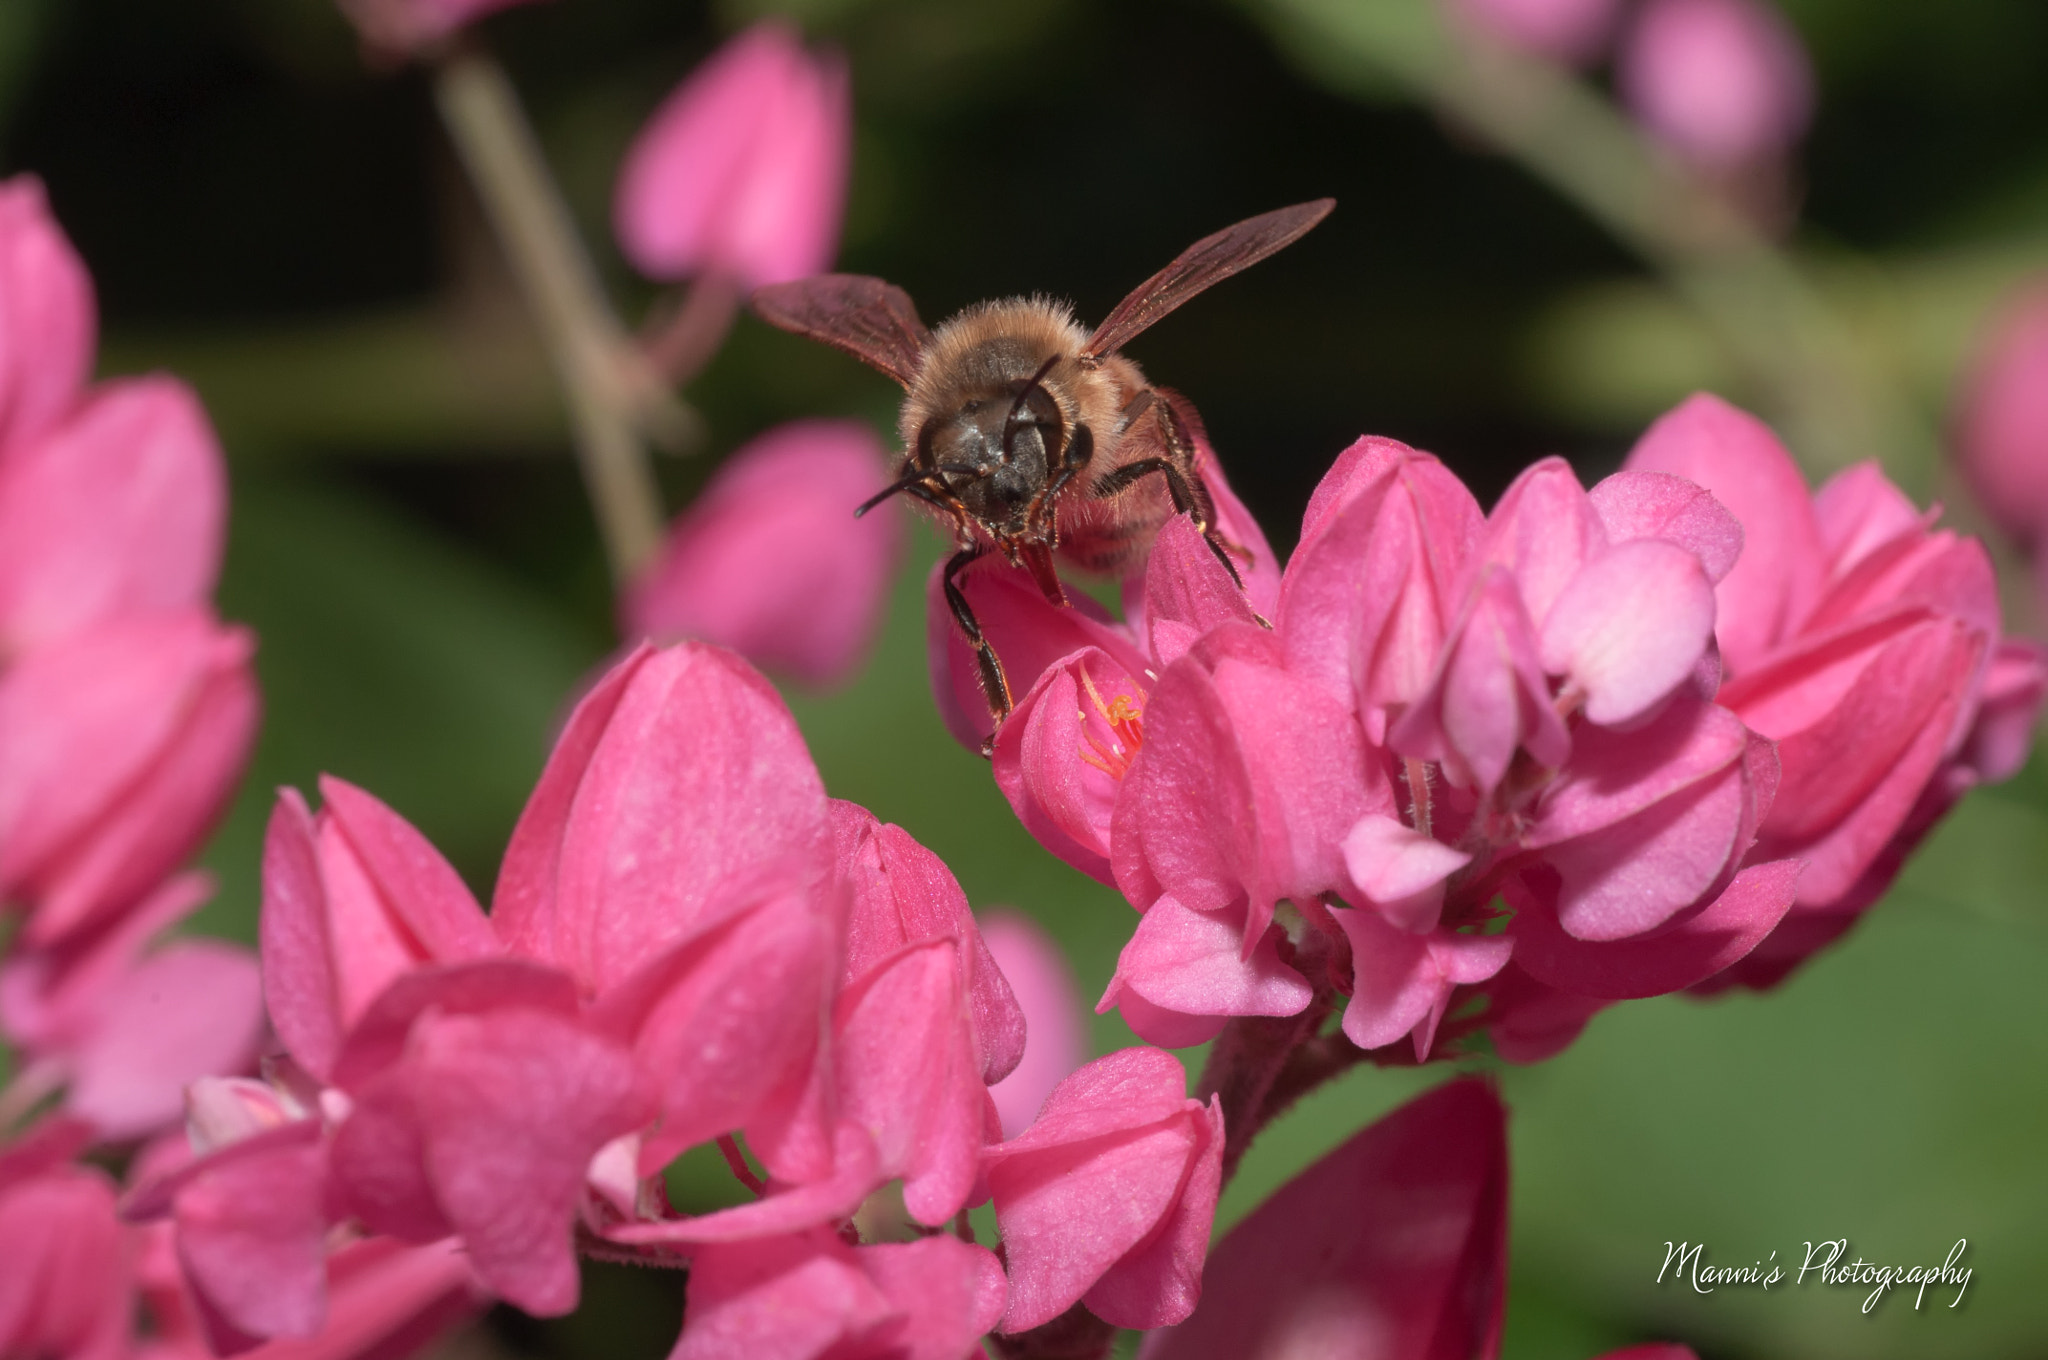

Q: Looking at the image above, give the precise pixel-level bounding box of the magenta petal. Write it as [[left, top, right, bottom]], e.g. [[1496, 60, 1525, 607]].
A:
[[1541, 540, 1716, 726], [859, 1235, 1008, 1360], [614, 890, 832, 1178], [1279, 440, 1483, 723], [622, 422, 900, 686], [1620, 0, 1814, 170], [986, 1048, 1190, 1160], [1197, 447, 1284, 619], [1142, 516, 1260, 668], [993, 1117, 1200, 1333], [1513, 859, 1801, 998], [1139, 1079, 1506, 1360], [0, 177, 95, 454], [1543, 756, 1749, 942], [1083, 1096, 1224, 1330], [1527, 697, 1748, 847], [670, 1229, 896, 1360], [928, 558, 1148, 753], [493, 642, 829, 995], [1478, 457, 1608, 624], [409, 1007, 655, 1316], [981, 912, 1087, 1139], [833, 939, 984, 1225], [0, 376, 224, 654], [318, 776, 498, 966], [1625, 393, 1826, 671], [329, 958, 580, 1091], [330, 1072, 454, 1245], [174, 1136, 332, 1341], [260, 791, 346, 1081], [1812, 461, 1922, 575], [66, 940, 263, 1143], [1342, 814, 1470, 933], [0, 1163, 132, 1360], [832, 802, 1024, 1085], [1104, 895, 1311, 1023], [614, 23, 850, 287], [991, 649, 1140, 887]]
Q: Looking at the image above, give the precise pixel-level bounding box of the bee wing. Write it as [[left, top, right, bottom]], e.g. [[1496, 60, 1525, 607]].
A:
[[1084, 199, 1334, 360], [751, 274, 931, 387]]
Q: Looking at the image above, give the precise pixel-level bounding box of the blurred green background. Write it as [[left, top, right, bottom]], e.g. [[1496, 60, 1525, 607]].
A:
[[5, 0, 2046, 1357]]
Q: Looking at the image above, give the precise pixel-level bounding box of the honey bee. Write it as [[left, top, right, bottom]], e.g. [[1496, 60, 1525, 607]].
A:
[[752, 199, 1333, 728]]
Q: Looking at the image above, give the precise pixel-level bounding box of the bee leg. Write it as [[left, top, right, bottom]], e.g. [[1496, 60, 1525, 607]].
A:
[[1026, 422, 1094, 546], [1090, 456, 1246, 591], [943, 547, 1013, 752]]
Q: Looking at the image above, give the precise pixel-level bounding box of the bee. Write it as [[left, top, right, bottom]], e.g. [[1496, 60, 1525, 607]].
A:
[[752, 199, 1333, 728]]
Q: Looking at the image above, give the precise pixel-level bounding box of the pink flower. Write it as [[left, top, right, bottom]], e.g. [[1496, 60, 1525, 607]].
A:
[[985, 1047, 1223, 1333], [0, 1132, 133, 1360], [614, 22, 850, 289], [978, 912, 1087, 1138], [623, 421, 902, 687], [0, 177, 93, 457], [1620, 0, 1814, 171], [1955, 278, 2048, 553], [1627, 392, 2045, 984], [0, 377, 226, 661], [1138, 1078, 1504, 1360], [675, 1229, 1005, 1360], [333, 0, 545, 54], [0, 873, 262, 1144], [0, 611, 259, 947], [1443, 0, 1624, 64]]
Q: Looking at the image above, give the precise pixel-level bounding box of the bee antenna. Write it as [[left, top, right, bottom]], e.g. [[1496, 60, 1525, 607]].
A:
[[854, 472, 940, 518]]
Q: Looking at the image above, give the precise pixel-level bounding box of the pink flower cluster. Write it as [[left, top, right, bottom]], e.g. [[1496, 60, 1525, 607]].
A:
[[131, 639, 1221, 1356], [941, 392, 2041, 1061]]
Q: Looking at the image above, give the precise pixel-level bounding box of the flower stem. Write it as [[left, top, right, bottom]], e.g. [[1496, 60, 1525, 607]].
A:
[[432, 43, 690, 583]]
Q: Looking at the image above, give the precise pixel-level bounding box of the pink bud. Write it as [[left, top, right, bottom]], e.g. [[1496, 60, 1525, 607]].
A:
[[1444, 0, 1624, 64], [0, 377, 226, 660], [0, 1159, 133, 1360], [0, 612, 258, 947], [1955, 279, 2048, 548], [1140, 1079, 1506, 1360], [979, 912, 1087, 1139], [0, 177, 94, 456], [615, 22, 850, 288], [623, 421, 902, 688], [259, 779, 500, 1083], [492, 642, 832, 997], [986, 1047, 1223, 1333], [1620, 0, 1814, 171], [334, 0, 546, 54]]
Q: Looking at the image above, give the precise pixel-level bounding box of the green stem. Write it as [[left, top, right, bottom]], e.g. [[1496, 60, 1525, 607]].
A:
[[432, 44, 689, 582]]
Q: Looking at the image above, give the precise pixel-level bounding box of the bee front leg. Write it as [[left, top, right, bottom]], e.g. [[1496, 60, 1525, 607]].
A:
[[1090, 455, 1245, 590], [942, 547, 1013, 752], [1026, 421, 1094, 547]]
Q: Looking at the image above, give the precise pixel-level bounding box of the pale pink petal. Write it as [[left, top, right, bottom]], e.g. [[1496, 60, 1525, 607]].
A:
[[1540, 539, 1717, 726], [1478, 457, 1608, 625], [1341, 813, 1471, 933], [614, 23, 850, 287], [1082, 1096, 1223, 1330], [1811, 462, 1922, 575], [1138, 1079, 1506, 1360], [66, 941, 263, 1143], [318, 776, 498, 965], [1956, 279, 2048, 546], [0, 177, 94, 455], [623, 421, 900, 687], [0, 377, 223, 656], [1333, 907, 1512, 1055], [984, 1047, 1191, 1159], [1625, 393, 1826, 672], [1589, 468, 1744, 583], [1101, 895, 1312, 1027], [980, 912, 1087, 1139], [259, 791, 346, 1081]]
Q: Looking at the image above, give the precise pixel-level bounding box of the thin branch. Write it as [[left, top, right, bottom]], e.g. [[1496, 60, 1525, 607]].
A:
[[433, 43, 693, 582]]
